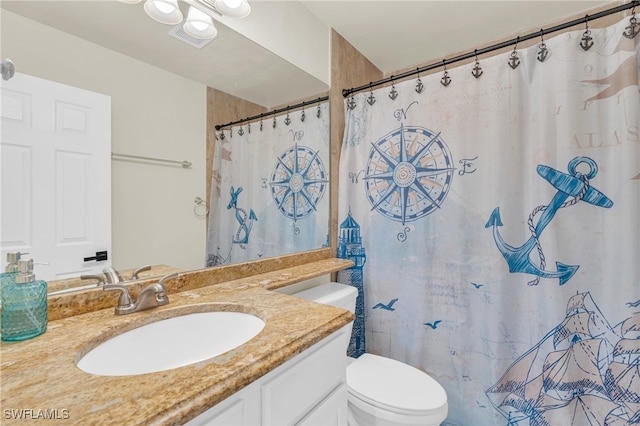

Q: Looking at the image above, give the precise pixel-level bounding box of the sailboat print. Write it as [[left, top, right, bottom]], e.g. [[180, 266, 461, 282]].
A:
[[486, 292, 640, 425]]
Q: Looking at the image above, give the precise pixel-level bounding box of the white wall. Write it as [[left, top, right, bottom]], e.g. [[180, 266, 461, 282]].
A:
[[1, 10, 207, 272]]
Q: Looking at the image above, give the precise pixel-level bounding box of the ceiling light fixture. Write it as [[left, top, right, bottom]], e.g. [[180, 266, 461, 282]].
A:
[[214, 0, 251, 19], [183, 6, 218, 40], [119, 0, 250, 42], [144, 0, 184, 25]]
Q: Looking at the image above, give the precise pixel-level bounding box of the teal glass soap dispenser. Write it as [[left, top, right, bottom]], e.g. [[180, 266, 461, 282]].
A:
[[1, 258, 48, 342]]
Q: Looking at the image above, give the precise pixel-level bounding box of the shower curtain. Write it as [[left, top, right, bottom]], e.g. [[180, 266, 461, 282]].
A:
[[206, 102, 330, 266], [338, 18, 639, 425]]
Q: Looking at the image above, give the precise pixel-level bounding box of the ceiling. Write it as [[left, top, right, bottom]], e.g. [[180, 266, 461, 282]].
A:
[[1, 0, 616, 108], [303, 0, 615, 74]]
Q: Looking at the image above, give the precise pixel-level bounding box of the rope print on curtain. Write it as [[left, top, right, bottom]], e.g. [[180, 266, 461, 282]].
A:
[[338, 17, 639, 425], [206, 102, 330, 266]]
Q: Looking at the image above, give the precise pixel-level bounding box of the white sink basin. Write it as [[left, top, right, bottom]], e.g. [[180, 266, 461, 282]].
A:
[[77, 311, 265, 376]]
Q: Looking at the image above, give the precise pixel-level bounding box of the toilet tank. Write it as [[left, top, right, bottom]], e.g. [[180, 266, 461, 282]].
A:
[[292, 282, 358, 313], [292, 282, 357, 355]]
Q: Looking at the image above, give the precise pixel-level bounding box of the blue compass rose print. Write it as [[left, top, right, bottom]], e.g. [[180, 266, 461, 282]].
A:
[[364, 123, 454, 224], [270, 143, 328, 222]]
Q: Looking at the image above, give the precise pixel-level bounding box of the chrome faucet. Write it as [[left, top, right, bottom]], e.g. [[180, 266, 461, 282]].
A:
[[104, 273, 175, 315]]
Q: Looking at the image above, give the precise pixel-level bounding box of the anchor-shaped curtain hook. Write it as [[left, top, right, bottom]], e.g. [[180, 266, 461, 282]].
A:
[[300, 106, 305, 122], [367, 83, 376, 105], [388, 77, 398, 100], [508, 36, 521, 69], [623, 4, 639, 39], [238, 126, 244, 136], [440, 60, 451, 87], [347, 95, 357, 110], [219, 130, 225, 140], [580, 15, 594, 51], [316, 103, 322, 118], [284, 109, 291, 126], [415, 68, 424, 93], [259, 115, 264, 131], [472, 49, 483, 78], [247, 122, 251, 134], [537, 29, 549, 62], [272, 116, 277, 129]]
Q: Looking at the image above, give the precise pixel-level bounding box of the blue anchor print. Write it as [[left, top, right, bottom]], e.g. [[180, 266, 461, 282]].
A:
[[372, 298, 398, 311], [485, 157, 613, 286], [227, 186, 258, 247]]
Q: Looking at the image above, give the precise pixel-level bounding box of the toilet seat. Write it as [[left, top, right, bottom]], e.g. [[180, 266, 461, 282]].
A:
[[346, 354, 447, 416]]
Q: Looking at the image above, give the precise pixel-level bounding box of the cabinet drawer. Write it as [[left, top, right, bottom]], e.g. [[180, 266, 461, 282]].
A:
[[262, 331, 346, 425]]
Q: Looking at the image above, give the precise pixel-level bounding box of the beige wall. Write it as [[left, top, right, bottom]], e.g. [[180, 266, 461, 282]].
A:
[[1, 10, 207, 272]]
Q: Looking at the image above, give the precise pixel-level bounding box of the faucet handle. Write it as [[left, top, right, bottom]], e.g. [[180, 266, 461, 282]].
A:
[[80, 274, 105, 287], [131, 265, 152, 280], [104, 282, 134, 314], [158, 272, 180, 290]]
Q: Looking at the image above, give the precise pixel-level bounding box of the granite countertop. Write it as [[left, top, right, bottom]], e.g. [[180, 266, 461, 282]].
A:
[[0, 259, 354, 425]]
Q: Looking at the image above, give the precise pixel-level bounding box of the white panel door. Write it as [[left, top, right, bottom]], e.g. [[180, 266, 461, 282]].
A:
[[1, 72, 111, 280]]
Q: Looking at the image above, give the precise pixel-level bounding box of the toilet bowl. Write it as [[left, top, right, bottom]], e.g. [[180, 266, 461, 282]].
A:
[[292, 282, 448, 426]]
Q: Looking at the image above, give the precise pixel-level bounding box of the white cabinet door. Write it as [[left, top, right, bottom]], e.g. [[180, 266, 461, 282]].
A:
[[297, 384, 348, 426], [1, 72, 111, 280], [185, 390, 261, 426], [261, 331, 346, 425]]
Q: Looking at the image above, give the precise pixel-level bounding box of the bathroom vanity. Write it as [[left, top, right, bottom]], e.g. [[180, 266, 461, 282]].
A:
[[189, 327, 348, 425], [0, 257, 353, 425]]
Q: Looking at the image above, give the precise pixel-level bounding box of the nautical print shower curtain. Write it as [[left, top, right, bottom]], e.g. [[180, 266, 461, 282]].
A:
[[206, 102, 329, 266], [338, 18, 639, 425]]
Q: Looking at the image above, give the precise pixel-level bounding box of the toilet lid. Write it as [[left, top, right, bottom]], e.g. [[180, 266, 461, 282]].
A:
[[347, 354, 447, 414]]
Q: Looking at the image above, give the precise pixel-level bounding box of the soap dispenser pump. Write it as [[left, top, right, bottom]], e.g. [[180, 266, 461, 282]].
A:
[[1, 252, 24, 297], [1, 258, 48, 342]]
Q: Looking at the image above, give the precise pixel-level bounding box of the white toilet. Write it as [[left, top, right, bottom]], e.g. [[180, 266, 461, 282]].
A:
[[292, 282, 448, 426]]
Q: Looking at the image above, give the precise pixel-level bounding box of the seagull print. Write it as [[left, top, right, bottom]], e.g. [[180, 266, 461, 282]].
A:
[[424, 320, 442, 329], [372, 298, 398, 311], [471, 282, 484, 289], [626, 299, 640, 308]]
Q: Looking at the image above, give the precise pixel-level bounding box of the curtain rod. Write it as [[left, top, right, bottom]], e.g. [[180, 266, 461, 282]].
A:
[[342, 0, 638, 97], [215, 95, 329, 130]]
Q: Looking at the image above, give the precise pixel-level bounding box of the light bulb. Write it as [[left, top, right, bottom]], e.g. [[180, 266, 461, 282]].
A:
[[215, 0, 250, 18], [144, 0, 183, 25], [184, 6, 217, 40], [191, 21, 209, 31], [221, 0, 243, 8], [155, 2, 175, 13]]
